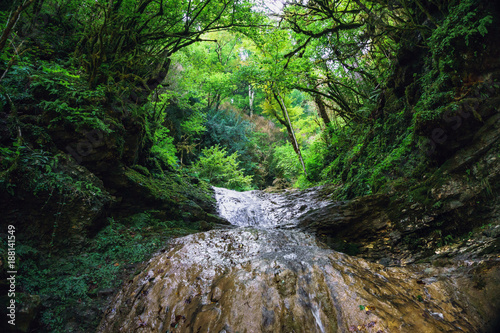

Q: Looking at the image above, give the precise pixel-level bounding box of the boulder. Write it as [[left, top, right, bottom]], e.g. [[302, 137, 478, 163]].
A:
[[97, 229, 500, 333]]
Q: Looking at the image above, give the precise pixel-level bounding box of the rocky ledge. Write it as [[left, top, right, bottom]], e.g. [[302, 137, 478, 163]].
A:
[[97, 229, 499, 333]]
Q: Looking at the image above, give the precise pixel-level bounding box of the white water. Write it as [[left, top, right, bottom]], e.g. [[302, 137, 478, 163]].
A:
[[213, 186, 331, 228]]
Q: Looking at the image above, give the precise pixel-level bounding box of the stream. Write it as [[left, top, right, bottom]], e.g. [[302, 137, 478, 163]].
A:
[[97, 187, 494, 333]]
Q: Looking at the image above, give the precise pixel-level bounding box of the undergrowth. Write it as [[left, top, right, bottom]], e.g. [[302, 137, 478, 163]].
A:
[[14, 211, 199, 333]]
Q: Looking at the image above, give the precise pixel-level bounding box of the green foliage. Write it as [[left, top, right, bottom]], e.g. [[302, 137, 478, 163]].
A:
[[303, 137, 329, 182], [69, 0, 260, 90], [123, 167, 215, 209], [17, 212, 199, 333], [193, 145, 253, 191], [244, 118, 286, 189], [294, 102, 423, 198], [0, 63, 33, 110], [181, 112, 206, 136], [261, 92, 304, 128], [200, 108, 258, 176], [0, 144, 19, 172], [31, 62, 111, 132], [367, 127, 414, 193], [429, 0, 492, 56], [202, 109, 253, 155], [272, 144, 302, 181], [150, 127, 178, 167], [1, 1, 498, 331], [414, 0, 493, 123], [4, 148, 102, 200]]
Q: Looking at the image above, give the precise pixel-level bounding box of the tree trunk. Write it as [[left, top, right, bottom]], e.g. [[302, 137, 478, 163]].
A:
[[314, 94, 331, 126], [0, 0, 35, 54], [214, 94, 221, 113], [249, 84, 255, 117], [274, 91, 307, 176]]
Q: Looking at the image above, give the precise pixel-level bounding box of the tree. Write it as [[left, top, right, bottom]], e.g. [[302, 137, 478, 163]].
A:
[[194, 145, 253, 190], [277, 0, 450, 124], [242, 26, 311, 175], [265, 88, 307, 175], [72, 0, 261, 101]]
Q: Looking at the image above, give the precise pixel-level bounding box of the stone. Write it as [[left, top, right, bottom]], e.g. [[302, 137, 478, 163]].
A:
[[0, 156, 112, 251], [97, 229, 499, 333], [210, 287, 222, 302], [297, 194, 391, 247]]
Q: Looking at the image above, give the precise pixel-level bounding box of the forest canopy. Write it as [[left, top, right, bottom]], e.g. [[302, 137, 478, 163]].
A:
[[1, 0, 497, 193]]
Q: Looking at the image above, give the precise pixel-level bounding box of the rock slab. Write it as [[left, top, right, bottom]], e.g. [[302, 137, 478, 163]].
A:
[[97, 229, 499, 333]]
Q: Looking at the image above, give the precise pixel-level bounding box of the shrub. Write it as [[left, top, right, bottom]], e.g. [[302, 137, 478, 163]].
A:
[[272, 144, 302, 181], [150, 127, 178, 167], [193, 145, 253, 191]]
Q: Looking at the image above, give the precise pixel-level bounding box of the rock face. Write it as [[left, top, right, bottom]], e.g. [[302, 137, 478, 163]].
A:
[[295, 112, 500, 263], [296, 194, 391, 248], [97, 152, 500, 333], [97, 228, 499, 333]]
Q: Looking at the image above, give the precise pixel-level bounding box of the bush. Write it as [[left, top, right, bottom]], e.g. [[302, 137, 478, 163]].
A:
[[150, 127, 178, 167], [272, 144, 302, 181], [193, 145, 253, 191], [201, 108, 254, 169]]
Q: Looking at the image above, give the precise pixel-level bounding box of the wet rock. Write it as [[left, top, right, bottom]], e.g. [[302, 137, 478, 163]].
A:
[[97, 288, 115, 297], [296, 194, 391, 246], [378, 257, 400, 267], [214, 186, 332, 228], [97, 229, 499, 333], [483, 225, 500, 238], [210, 287, 222, 302]]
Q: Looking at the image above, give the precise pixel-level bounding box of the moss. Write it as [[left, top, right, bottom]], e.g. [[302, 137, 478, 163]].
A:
[[131, 164, 151, 176], [125, 168, 176, 201], [408, 186, 432, 206], [199, 221, 214, 231], [123, 168, 216, 221]]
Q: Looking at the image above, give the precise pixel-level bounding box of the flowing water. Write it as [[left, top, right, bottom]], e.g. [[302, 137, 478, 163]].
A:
[[97, 187, 493, 333], [213, 186, 332, 228]]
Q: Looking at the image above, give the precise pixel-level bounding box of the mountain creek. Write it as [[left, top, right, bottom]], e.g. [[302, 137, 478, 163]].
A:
[[96, 187, 500, 333]]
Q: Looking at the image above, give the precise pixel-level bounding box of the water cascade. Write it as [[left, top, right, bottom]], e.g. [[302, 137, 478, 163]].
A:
[[97, 187, 498, 333], [213, 186, 331, 228]]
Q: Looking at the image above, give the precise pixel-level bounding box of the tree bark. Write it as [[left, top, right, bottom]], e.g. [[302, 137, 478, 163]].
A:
[[273, 91, 307, 176], [0, 0, 35, 55], [249, 84, 254, 117], [314, 94, 331, 126]]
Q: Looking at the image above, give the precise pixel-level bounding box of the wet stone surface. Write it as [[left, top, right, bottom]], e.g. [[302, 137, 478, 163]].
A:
[[97, 187, 500, 333], [213, 186, 332, 228], [97, 227, 499, 333]]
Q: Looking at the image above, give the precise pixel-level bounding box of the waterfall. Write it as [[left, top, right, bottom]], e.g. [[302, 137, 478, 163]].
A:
[[97, 187, 493, 333], [213, 186, 331, 228], [214, 187, 269, 227]]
